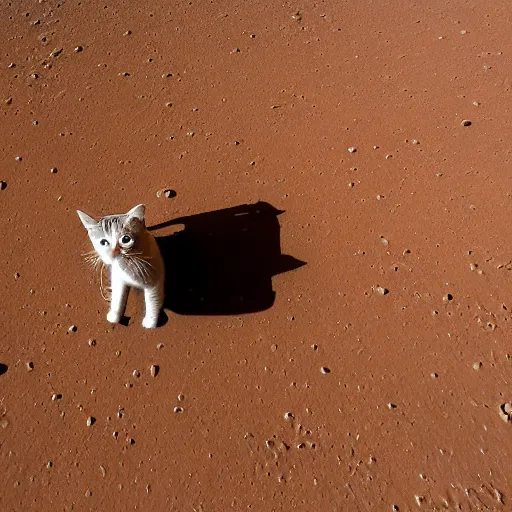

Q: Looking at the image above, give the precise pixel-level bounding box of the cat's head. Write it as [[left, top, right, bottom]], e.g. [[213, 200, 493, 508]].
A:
[[77, 204, 146, 265]]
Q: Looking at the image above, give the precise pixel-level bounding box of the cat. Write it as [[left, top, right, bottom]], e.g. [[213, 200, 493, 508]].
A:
[[77, 204, 165, 328]]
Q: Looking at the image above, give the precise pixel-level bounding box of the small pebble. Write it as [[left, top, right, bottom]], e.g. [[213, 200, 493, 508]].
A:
[[472, 361, 482, 371], [320, 366, 331, 374], [385, 154, 393, 159], [86, 416, 95, 427], [431, 372, 439, 379], [50, 48, 63, 58], [68, 325, 77, 333], [115, 350, 121, 357], [50, 167, 57, 174], [174, 406, 184, 414], [178, 393, 185, 401], [375, 286, 389, 296], [99, 465, 106, 477], [74, 46, 83, 53], [46, 461, 53, 468], [461, 119, 472, 127], [284, 412, 294, 421], [443, 293, 453, 302], [387, 402, 397, 409], [15, 156, 22, 162], [51, 393, 62, 401], [347, 147, 357, 153], [85, 489, 92, 498], [5, 97, 12, 105], [156, 343, 164, 349], [123, 30, 132, 36], [149, 364, 159, 377], [132, 369, 140, 378], [33, 120, 39, 126], [0, 181, 7, 190], [380, 237, 389, 246], [26, 361, 34, 371], [88, 338, 96, 347]]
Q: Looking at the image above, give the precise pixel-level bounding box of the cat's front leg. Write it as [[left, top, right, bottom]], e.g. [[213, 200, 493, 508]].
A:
[[107, 269, 129, 324], [142, 283, 163, 329]]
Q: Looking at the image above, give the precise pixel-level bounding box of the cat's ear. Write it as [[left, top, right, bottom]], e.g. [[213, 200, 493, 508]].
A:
[[77, 210, 98, 231], [126, 204, 145, 222]]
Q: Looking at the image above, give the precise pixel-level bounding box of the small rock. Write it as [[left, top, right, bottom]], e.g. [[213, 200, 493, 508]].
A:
[[149, 364, 159, 377], [431, 372, 439, 379], [443, 293, 453, 302], [5, 97, 12, 105], [85, 489, 92, 498], [51, 393, 62, 401], [50, 167, 57, 174], [284, 412, 294, 421], [461, 119, 472, 127], [499, 403, 512, 423], [86, 416, 95, 427], [380, 237, 389, 246], [0, 181, 7, 190], [15, 156, 22, 162], [387, 402, 397, 409], [99, 465, 106, 477], [26, 361, 34, 371], [156, 188, 177, 199], [375, 286, 389, 296], [156, 343, 164, 349], [132, 369, 140, 378], [320, 366, 331, 374], [347, 147, 357, 153], [472, 361, 482, 371], [46, 461, 53, 468], [123, 30, 132, 36], [50, 48, 63, 58], [177, 393, 185, 401], [74, 46, 83, 53], [88, 338, 96, 347], [174, 406, 184, 414], [68, 325, 77, 333]]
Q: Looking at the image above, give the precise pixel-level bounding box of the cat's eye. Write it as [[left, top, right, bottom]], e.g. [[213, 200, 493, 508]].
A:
[[100, 239, 109, 246], [119, 234, 133, 247]]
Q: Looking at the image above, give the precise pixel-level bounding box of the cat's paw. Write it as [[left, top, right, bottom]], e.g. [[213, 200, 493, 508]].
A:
[[107, 311, 121, 324], [142, 316, 157, 329]]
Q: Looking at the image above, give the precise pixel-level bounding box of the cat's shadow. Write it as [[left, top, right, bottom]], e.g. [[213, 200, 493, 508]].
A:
[[148, 201, 306, 320]]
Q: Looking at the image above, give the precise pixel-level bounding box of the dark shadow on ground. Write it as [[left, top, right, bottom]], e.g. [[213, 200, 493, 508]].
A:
[[148, 201, 305, 316]]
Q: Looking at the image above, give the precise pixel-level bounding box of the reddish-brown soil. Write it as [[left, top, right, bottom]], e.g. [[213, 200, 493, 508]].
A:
[[3, 1, 512, 510]]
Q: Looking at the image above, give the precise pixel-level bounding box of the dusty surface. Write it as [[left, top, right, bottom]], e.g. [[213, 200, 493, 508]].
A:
[[2, 0, 512, 510]]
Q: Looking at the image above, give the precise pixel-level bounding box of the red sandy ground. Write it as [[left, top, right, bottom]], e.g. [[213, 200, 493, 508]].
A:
[[2, 1, 512, 510]]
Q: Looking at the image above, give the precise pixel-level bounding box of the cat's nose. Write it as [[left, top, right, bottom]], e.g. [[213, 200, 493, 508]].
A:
[[113, 245, 121, 257]]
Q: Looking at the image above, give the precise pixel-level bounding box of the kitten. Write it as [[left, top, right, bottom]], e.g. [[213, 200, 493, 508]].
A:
[[77, 204, 165, 328]]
